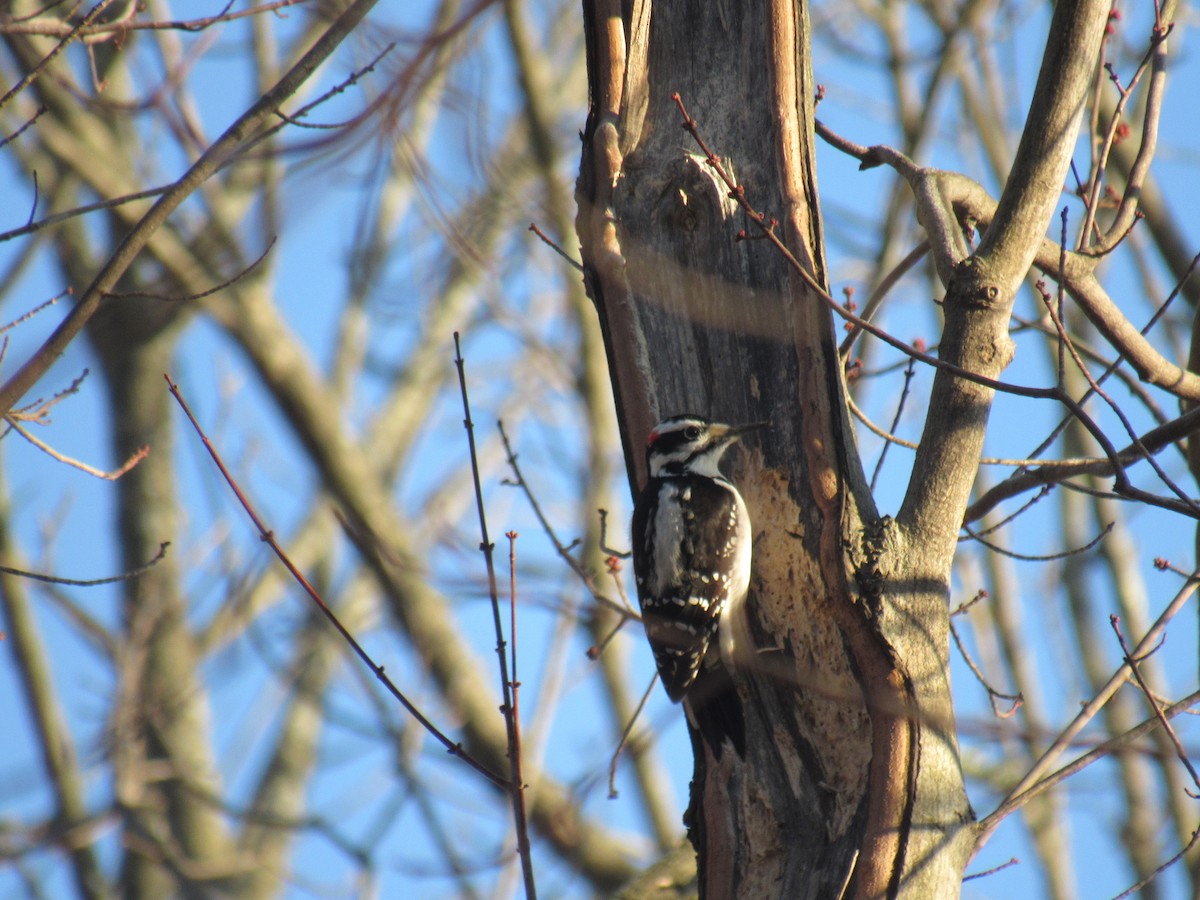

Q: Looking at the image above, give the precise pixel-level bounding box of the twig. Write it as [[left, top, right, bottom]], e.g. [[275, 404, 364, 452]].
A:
[[0, 103, 46, 151], [527, 223, 584, 273], [1005, 249, 1199, 474], [0, 0, 385, 419], [978, 688, 1200, 856], [0, 0, 307, 39], [164, 372, 507, 789], [1154, 557, 1199, 581], [962, 487, 1053, 540], [0, 541, 168, 586], [1110, 826, 1200, 900], [963, 857, 1019, 882], [105, 237, 276, 302], [959, 520, 1112, 562], [597, 508, 630, 559], [499, 423, 632, 619], [453, 335, 536, 899], [1038, 261, 1200, 515], [5, 417, 147, 479], [1110, 615, 1200, 794], [7, 368, 89, 425], [608, 675, 656, 799], [966, 402, 1200, 523], [870, 355, 916, 491], [271, 42, 396, 130], [950, 589, 988, 618], [978, 572, 1200, 845], [838, 240, 930, 359], [587, 560, 638, 660], [1082, 19, 1173, 255], [25, 171, 39, 229], [0, 0, 118, 111], [604, 553, 636, 612], [949, 615, 1022, 718], [0, 185, 170, 245], [505, 530, 536, 897], [0, 290, 66, 333]]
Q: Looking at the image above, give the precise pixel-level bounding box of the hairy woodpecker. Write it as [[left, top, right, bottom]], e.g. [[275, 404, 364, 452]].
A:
[[631, 415, 761, 753]]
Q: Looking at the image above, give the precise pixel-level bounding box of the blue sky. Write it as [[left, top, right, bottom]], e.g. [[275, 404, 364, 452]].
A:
[[1, 1, 1200, 898]]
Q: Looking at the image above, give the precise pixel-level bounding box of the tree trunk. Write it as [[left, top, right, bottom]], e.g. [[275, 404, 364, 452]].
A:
[[573, 0, 1114, 894]]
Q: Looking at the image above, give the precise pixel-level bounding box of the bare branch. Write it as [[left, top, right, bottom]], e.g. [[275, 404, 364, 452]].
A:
[[0, 0, 119, 111], [0, 1, 308, 40], [978, 572, 1200, 846], [453, 335, 536, 897], [1110, 614, 1200, 794], [949, 614, 1022, 718], [0, 0, 384, 418], [165, 372, 508, 789], [0, 540, 168, 586], [6, 417, 148, 479]]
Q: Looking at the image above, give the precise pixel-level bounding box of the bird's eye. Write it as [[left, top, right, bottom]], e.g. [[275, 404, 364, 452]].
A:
[[684, 426, 701, 440]]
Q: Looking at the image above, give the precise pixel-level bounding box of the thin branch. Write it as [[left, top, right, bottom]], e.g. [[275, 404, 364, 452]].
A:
[[1084, 21, 1173, 255], [0, 0, 385, 418], [608, 675, 656, 799], [965, 403, 1200, 524], [0, 0, 119, 111], [870, 355, 916, 491], [270, 42, 396, 130], [6, 417, 147, 479], [963, 857, 1019, 882], [675, 90, 1186, 487], [597, 508, 631, 560], [0, 103, 45, 151], [25, 170, 39, 229], [950, 589, 988, 618], [0, 540, 168, 586], [1038, 260, 1200, 515], [105, 237, 276, 302], [0, 1, 308, 39], [949, 615, 1022, 718], [165, 372, 508, 789], [977, 573, 1200, 846], [978, 688, 1200, 848], [847, 392, 918, 451], [499, 423, 633, 619], [1110, 615, 1200, 794], [527, 222, 584, 273], [1111, 826, 1200, 900], [0, 290, 66, 333], [0, 185, 170, 244], [453, 335, 535, 898], [588, 559, 638, 661], [7, 369, 89, 425], [960, 520, 1113, 562], [505, 530, 536, 898], [964, 487, 1053, 540], [839, 240, 930, 359], [817, 120, 1200, 403]]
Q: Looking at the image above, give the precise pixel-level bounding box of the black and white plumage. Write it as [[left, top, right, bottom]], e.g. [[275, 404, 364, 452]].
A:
[[631, 415, 760, 706]]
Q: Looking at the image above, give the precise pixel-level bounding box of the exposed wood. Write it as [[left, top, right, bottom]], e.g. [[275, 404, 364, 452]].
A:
[[578, 0, 1113, 895], [577, 0, 960, 895]]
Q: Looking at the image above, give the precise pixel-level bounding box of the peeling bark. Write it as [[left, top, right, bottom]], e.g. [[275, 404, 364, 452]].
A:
[[579, 0, 1110, 895], [577, 0, 976, 895]]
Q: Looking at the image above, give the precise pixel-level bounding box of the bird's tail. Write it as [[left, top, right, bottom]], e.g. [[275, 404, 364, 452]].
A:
[[685, 660, 746, 759]]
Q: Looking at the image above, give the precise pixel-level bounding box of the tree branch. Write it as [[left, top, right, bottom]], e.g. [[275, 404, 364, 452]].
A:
[[0, 0, 382, 417]]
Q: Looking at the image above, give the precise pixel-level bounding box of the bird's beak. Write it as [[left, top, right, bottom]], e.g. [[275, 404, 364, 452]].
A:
[[728, 421, 768, 441]]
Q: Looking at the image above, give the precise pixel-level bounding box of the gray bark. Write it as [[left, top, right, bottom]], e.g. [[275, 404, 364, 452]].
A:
[[577, 0, 1110, 895]]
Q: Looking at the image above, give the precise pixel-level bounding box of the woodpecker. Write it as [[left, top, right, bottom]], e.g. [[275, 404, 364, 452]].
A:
[[631, 415, 761, 713]]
